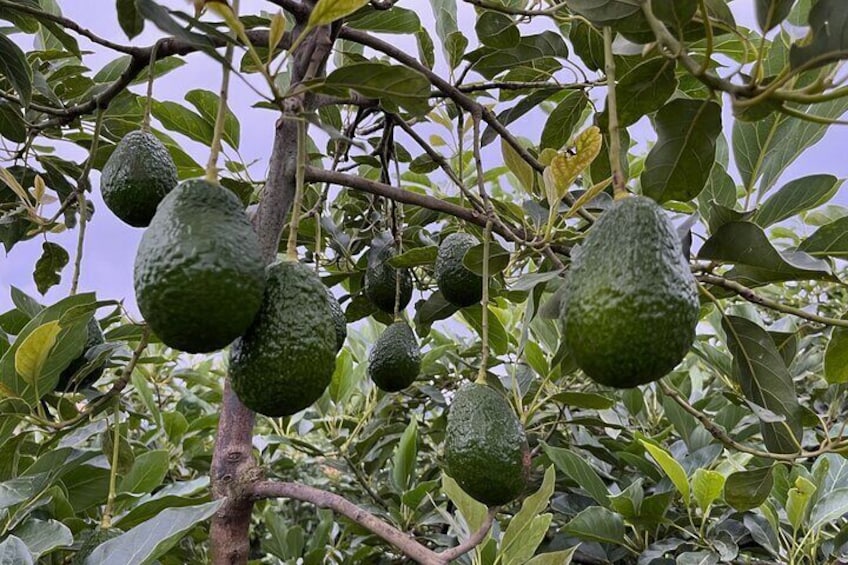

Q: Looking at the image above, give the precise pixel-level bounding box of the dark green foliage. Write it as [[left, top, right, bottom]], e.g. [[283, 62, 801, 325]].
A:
[[56, 316, 105, 391], [133, 178, 265, 353], [71, 527, 122, 564], [363, 245, 412, 314], [229, 261, 337, 417], [434, 232, 482, 307], [326, 287, 347, 352], [444, 383, 530, 506], [100, 130, 178, 227], [368, 321, 420, 392], [561, 196, 699, 388]]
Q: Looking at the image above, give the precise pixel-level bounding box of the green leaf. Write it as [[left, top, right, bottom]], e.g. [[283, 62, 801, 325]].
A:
[[150, 100, 214, 146], [329, 348, 356, 404], [386, 246, 437, 268], [392, 418, 417, 492], [755, 0, 794, 31], [502, 137, 536, 193], [563, 506, 626, 545], [476, 10, 519, 49], [428, 0, 459, 53], [136, 0, 229, 67], [184, 89, 240, 149], [15, 321, 61, 384], [541, 91, 589, 150], [692, 469, 725, 514], [566, 0, 641, 26], [699, 221, 833, 285], [754, 175, 842, 227], [460, 306, 509, 356], [462, 242, 510, 275], [347, 6, 420, 33], [319, 62, 431, 116], [471, 32, 568, 79], [525, 547, 578, 565], [601, 57, 677, 128], [33, 242, 69, 295], [501, 466, 555, 564], [12, 518, 72, 559], [308, 0, 368, 27], [641, 99, 722, 203], [118, 450, 169, 495], [0, 536, 33, 565], [0, 477, 37, 510], [789, 0, 847, 70], [809, 487, 848, 530], [0, 101, 26, 144], [723, 316, 803, 454], [85, 500, 223, 564], [724, 466, 774, 511], [639, 439, 690, 503], [0, 33, 32, 108], [825, 322, 848, 384], [786, 475, 816, 531], [116, 0, 144, 39], [799, 216, 848, 257], [543, 444, 609, 506], [442, 475, 488, 532], [550, 391, 615, 409]]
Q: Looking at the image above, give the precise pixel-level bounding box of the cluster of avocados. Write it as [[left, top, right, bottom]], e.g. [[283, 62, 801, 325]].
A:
[[560, 196, 700, 388]]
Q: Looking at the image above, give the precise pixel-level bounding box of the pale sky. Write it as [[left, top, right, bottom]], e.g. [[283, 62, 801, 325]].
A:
[[1, 1, 846, 314]]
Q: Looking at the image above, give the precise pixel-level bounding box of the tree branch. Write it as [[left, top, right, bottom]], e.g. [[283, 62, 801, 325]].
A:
[[251, 480, 494, 565]]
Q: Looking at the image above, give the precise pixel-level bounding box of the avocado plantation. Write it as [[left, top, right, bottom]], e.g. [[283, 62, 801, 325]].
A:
[[1, 1, 848, 564]]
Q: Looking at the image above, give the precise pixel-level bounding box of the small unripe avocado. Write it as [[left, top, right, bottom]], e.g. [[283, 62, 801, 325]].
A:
[[100, 130, 178, 227], [229, 261, 337, 417], [368, 321, 421, 392], [56, 317, 105, 391], [363, 246, 412, 314], [561, 196, 699, 388], [326, 287, 347, 352], [434, 232, 482, 307], [444, 383, 530, 506], [133, 179, 265, 353]]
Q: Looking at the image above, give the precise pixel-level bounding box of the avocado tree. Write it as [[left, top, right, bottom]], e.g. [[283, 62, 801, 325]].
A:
[[2, 0, 848, 563]]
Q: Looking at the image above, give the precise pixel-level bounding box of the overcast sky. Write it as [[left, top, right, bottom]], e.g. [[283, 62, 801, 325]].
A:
[[1, 1, 846, 314]]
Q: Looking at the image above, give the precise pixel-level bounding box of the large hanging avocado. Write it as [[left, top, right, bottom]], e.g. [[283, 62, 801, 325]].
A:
[[229, 261, 337, 417], [561, 196, 699, 388], [100, 130, 178, 227], [434, 232, 483, 307], [368, 321, 420, 392], [133, 179, 265, 353], [363, 245, 412, 314], [444, 383, 530, 506], [56, 317, 105, 391]]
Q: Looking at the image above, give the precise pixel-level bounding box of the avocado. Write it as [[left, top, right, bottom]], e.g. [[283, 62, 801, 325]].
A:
[[368, 321, 421, 392], [561, 196, 699, 388], [56, 317, 105, 391], [71, 527, 122, 564], [434, 232, 483, 307], [444, 383, 530, 506], [326, 287, 347, 352], [133, 178, 265, 353], [363, 245, 412, 314], [229, 261, 337, 417], [100, 130, 178, 228]]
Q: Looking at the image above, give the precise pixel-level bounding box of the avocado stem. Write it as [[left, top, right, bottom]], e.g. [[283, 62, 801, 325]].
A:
[[101, 396, 121, 529], [286, 117, 307, 260], [205, 2, 237, 183], [603, 26, 628, 200], [476, 218, 493, 384], [141, 40, 160, 133]]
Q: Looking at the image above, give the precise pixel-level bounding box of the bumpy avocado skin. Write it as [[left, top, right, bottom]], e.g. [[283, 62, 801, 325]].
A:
[[368, 321, 421, 392], [364, 246, 413, 314], [57, 317, 105, 391], [561, 196, 699, 388], [229, 261, 337, 417], [326, 287, 347, 352], [444, 384, 530, 506], [133, 179, 265, 353], [101, 130, 178, 227], [71, 527, 122, 564], [435, 232, 482, 307]]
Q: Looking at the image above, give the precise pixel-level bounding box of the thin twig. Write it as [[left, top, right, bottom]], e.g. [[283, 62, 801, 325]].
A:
[[603, 27, 627, 199]]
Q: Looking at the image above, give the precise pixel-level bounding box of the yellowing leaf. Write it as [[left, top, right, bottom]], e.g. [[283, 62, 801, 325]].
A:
[[33, 175, 45, 205], [268, 11, 287, 63], [0, 166, 34, 211], [308, 0, 369, 28], [545, 126, 603, 203], [502, 137, 535, 194], [640, 439, 690, 504], [565, 177, 611, 219], [15, 321, 62, 383]]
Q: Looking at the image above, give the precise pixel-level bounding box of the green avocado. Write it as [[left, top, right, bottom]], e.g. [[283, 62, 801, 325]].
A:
[[561, 196, 699, 388], [71, 527, 122, 564], [133, 178, 265, 353], [444, 383, 530, 506], [56, 317, 105, 391], [435, 232, 482, 307], [326, 287, 347, 352], [229, 261, 337, 417], [100, 130, 178, 227], [368, 321, 421, 392], [363, 245, 412, 314]]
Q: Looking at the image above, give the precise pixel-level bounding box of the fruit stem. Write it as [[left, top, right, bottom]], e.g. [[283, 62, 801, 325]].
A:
[[603, 26, 628, 200], [70, 107, 105, 296], [286, 117, 307, 260], [476, 218, 493, 384], [205, 0, 238, 183], [141, 40, 160, 133], [101, 396, 121, 529]]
